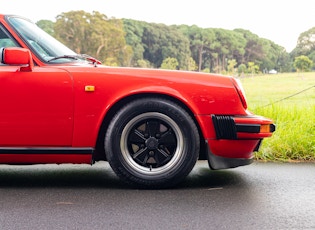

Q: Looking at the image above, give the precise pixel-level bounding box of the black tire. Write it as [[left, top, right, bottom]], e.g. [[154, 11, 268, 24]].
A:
[[104, 97, 200, 188]]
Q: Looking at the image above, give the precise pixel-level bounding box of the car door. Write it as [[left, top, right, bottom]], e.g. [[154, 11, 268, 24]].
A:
[[0, 65, 74, 147]]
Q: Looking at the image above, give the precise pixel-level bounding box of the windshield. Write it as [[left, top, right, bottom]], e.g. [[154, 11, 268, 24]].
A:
[[7, 16, 80, 63]]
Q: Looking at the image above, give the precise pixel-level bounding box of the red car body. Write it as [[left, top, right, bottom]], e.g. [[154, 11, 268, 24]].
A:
[[0, 15, 275, 187]]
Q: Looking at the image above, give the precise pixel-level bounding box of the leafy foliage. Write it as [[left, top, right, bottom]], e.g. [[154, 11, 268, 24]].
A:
[[160, 57, 179, 70], [291, 27, 315, 69], [294, 55, 313, 72], [141, 23, 191, 68], [36, 20, 54, 36], [53, 11, 129, 65], [36, 10, 313, 72]]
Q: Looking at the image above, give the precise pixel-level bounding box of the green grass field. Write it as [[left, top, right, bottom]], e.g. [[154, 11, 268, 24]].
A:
[[239, 72, 315, 161]]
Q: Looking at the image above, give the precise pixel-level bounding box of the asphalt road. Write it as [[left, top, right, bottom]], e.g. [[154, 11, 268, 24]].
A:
[[0, 161, 314, 230]]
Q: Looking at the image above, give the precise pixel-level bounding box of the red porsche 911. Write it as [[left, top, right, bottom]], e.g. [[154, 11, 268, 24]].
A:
[[0, 14, 275, 188]]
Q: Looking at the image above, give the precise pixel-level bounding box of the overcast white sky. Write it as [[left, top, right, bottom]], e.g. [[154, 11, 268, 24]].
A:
[[2, 0, 315, 52]]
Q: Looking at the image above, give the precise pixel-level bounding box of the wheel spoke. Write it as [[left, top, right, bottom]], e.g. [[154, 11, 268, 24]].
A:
[[157, 148, 170, 158], [129, 129, 146, 143], [132, 147, 149, 164], [149, 149, 170, 167], [145, 120, 160, 137], [159, 129, 177, 145], [132, 146, 147, 158]]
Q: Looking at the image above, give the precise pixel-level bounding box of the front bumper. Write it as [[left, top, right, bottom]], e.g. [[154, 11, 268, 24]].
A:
[[205, 115, 275, 169], [206, 140, 255, 170]]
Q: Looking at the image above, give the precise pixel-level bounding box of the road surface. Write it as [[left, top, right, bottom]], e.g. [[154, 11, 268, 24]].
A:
[[0, 161, 314, 229]]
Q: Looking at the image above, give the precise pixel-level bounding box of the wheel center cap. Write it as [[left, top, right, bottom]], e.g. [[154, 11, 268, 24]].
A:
[[146, 137, 158, 150]]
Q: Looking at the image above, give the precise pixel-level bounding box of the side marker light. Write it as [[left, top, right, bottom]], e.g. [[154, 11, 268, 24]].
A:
[[85, 85, 95, 92]]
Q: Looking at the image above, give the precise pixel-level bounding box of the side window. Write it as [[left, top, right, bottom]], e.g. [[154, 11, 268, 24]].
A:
[[0, 25, 19, 65], [0, 26, 18, 48]]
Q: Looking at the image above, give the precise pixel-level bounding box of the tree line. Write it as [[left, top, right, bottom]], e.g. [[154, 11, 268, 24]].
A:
[[37, 10, 314, 74]]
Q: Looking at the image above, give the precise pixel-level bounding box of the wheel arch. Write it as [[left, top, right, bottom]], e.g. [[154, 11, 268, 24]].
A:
[[93, 93, 207, 162]]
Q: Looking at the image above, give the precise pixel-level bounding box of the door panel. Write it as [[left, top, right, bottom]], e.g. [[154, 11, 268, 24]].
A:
[[0, 66, 73, 146]]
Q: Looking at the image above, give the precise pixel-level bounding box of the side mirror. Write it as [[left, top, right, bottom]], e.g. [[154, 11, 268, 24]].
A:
[[0, 47, 34, 71]]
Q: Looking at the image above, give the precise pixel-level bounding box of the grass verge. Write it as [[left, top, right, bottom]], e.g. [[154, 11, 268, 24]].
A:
[[240, 72, 315, 161]]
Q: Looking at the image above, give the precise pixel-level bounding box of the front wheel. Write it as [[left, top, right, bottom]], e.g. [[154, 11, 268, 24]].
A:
[[105, 98, 200, 188]]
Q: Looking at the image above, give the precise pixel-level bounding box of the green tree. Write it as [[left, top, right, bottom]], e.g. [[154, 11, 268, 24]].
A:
[[142, 23, 190, 69], [136, 59, 152, 68], [227, 59, 237, 75], [54, 10, 128, 65], [247, 62, 259, 75], [207, 29, 246, 73], [55, 10, 91, 54], [260, 39, 285, 72], [187, 57, 197, 71], [294, 55, 313, 72], [308, 51, 315, 69], [160, 57, 179, 70], [234, 29, 265, 65], [291, 27, 315, 71], [36, 20, 54, 36], [210, 29, 231, 73], [238, 64, 247, 76], [123, 19, 146, 66], [294, 27, 315, 56], [178, 25, 215, 71]]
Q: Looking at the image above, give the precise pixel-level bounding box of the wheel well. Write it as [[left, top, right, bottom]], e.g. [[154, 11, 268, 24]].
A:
[[93, 93, 207, 161]]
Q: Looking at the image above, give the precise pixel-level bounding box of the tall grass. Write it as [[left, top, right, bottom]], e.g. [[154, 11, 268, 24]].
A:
[[240, 72, 315, 161]]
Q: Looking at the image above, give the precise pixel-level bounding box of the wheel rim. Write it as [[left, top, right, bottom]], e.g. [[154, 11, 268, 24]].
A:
[[120, 112, 184, 176]]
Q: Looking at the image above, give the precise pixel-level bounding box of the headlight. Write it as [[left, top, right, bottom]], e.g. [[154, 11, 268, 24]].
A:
[[231, 77, 248, 109]]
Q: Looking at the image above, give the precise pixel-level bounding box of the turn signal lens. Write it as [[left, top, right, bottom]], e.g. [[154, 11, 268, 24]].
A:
[[260, 124, 270, 133]]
